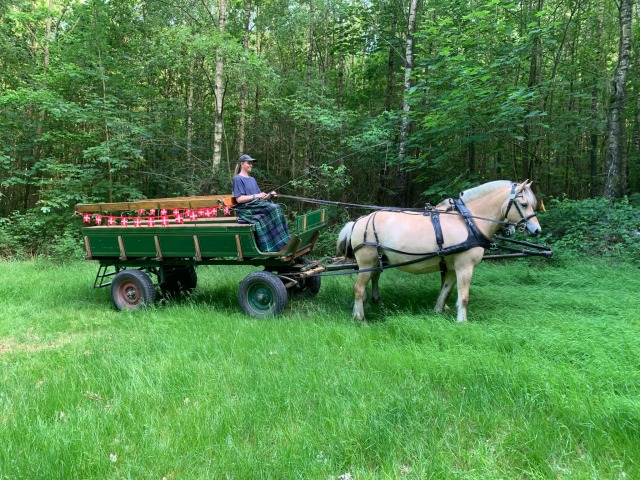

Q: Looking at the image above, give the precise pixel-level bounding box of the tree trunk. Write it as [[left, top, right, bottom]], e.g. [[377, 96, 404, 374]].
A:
[[304, 0, 315, 195], [604, 0, 632, 199], [337, 18, 344, 110], [30, 0, 53, 209], [384, 14, 397, 112], [213, 0, 227, 170], [397, 0, 418, 206], [399, 0, 418, 158], [523, 0, 543, 181], [589, 0, 605, 197], [238, 0, 252, 155], [306, 0, 314, 85], [187, 56, 195, 174]]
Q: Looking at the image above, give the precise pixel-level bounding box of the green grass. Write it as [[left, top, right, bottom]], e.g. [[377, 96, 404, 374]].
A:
[[1, 257, 639, 479]]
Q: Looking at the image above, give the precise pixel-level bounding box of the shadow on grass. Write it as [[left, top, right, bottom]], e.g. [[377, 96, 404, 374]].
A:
[[323, 268, 516, 323], [307, 271, 477, 323], [75, 266, 505, 322]]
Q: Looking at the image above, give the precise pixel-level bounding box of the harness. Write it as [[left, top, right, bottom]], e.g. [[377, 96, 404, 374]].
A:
[[351, 197, 493, 281], [347, 183, 540, 280]]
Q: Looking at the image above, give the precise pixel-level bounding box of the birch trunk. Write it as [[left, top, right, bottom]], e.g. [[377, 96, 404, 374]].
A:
[[397, 0, 418, 206], [604, 0, 632, 199], [213, 0, 227, 169], [589, 0, 605, 197], [384, 14, 397, 112], [238, 0, 252, 155], [398, 0, 417, 160], [187, 56, 195, 173]]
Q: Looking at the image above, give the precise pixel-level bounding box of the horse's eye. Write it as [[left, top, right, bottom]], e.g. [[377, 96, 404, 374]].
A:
[[520, 203, 528, 208]]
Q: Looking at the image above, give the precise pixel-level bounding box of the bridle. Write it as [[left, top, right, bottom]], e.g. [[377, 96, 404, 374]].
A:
[[504, 183, 538, 232]]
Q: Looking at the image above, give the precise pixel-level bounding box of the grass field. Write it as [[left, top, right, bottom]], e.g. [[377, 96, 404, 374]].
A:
[[0, 256, 639, 479]]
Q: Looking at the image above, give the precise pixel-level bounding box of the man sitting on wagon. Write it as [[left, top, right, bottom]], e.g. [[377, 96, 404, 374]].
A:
[[232, 154, 290, 252]]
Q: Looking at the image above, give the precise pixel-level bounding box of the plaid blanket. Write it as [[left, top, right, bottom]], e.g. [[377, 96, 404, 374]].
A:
[[237, 201, 291, 252]]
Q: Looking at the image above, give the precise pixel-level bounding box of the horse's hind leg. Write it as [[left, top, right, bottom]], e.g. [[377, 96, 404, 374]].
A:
[[434, 270, 456, 313], [371, 271, 382, 304], [353, 271, 373, 321]]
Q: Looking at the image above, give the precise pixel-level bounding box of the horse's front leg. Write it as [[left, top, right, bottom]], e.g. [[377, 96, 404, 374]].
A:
[[371, 270, 382, 304], [353, 271, 373, 321], [434, 269, 456, 313]]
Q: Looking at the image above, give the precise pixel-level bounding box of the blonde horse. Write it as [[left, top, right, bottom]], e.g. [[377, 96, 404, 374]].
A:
[[337, 180, 541, 322]]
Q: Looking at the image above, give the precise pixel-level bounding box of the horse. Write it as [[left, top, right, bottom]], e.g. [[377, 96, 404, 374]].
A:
[[336, 180, 541, 322]]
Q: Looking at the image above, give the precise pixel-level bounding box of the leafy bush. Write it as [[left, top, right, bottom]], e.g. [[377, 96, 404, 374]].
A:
[[537, 197, 640, 261], [0, 209, 84, 261]]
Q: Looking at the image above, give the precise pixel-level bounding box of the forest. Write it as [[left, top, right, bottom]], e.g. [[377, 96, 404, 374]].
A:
[[0, 0, 639, 230]]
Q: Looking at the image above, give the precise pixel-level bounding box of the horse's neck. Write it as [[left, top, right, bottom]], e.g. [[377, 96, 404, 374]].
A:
[[464, 193, 506, 238]]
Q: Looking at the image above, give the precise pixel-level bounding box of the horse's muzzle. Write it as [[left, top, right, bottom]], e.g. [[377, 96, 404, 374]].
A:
[[525, 222, 541, 236]]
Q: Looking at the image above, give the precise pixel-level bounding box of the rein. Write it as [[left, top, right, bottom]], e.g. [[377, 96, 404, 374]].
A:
[[276, 194, 424, 212], [292, 183, 540, 277], [277, 193, 527, 229]]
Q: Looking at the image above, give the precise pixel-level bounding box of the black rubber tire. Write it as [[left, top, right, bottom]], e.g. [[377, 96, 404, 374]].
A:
[[238, 271, 288, 318], [293, 274, 321, 298], [160, 265, 197, 299], [111, 269, 156, 311], [291, 257, 322, 298]]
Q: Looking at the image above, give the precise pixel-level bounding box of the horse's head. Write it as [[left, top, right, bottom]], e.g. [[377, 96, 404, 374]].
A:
[[505, 180, 541, 236]]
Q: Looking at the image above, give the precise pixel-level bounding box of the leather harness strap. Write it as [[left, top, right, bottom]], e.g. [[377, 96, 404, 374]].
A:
[[427, 207, 448, 284], [351, 198, 492, 273]]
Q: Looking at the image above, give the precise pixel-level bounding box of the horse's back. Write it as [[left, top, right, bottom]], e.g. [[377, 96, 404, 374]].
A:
[[352, 210, 472, 252]]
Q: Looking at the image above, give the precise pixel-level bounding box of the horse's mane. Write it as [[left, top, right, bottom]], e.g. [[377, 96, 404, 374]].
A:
[[460, 180, 537, 208]]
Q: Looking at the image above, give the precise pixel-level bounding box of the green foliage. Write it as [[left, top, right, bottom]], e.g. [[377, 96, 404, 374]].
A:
[[288, 164, 351, 202], [1, 0, 640, 248], [537, 197, 640, 261], [0, 209, 83, 260]]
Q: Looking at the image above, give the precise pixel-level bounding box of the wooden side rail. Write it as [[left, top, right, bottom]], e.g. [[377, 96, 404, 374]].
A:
[[76, 195, 235, 213], [81, 220, 248, 229]]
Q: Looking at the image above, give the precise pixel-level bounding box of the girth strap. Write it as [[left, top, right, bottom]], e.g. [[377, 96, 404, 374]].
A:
[[427, 207, 448, 283], [362, 212, 385, 272]]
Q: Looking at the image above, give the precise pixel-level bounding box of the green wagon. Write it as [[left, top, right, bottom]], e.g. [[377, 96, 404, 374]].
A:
[[76, 195, 328, 318]]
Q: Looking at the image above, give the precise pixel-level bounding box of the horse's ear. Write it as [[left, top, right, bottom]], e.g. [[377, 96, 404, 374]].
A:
[[515, 180, 529, 193]]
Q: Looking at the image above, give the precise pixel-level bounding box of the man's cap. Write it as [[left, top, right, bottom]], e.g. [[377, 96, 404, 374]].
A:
[[238, 154, 256, 163]]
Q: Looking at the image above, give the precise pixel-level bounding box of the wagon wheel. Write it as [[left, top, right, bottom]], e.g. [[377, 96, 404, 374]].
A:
[[111, 269, 156, 311], [291, 257, 321, 298], [160, 265, 197, 299], [238, 271, 288, 318]]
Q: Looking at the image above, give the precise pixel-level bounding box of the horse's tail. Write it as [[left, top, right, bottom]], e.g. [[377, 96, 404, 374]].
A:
[[337, 221, 355, 258]]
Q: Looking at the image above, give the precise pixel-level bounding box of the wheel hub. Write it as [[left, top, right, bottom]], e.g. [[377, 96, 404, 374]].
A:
[[248, 285, 274, 311], [125, 286, 138, 301]]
